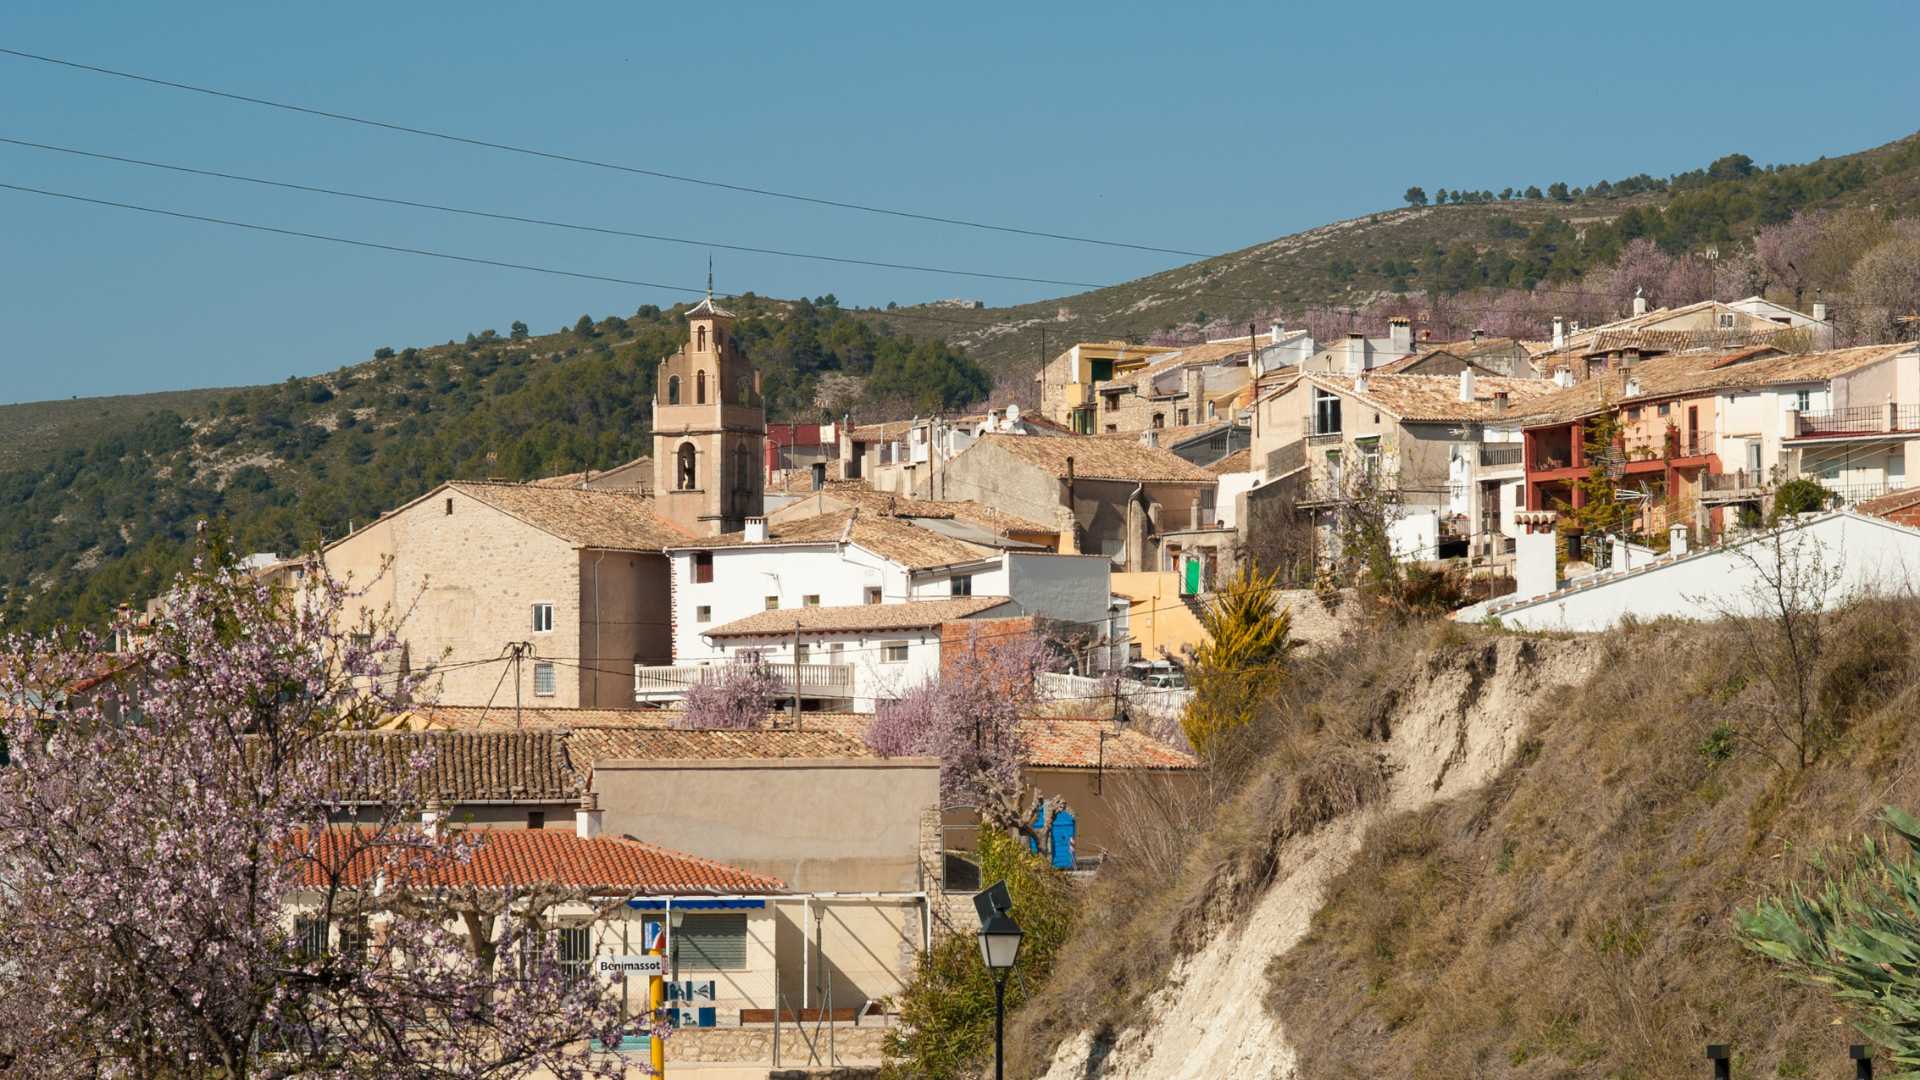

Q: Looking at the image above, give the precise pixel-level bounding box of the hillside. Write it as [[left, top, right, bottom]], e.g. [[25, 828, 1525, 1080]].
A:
[[879, 129, 1920, 374], [1010, 609, 1920, 1078], [0, 387, 236, 473], [0, 296, 987, 632]]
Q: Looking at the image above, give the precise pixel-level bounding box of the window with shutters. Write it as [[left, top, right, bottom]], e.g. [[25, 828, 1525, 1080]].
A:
[[693, 552, 714, 583], [533, 662, 556, 697], [532, 603, 554, 633], [294, 916, 330, 960], [676, 914, 749, 971]]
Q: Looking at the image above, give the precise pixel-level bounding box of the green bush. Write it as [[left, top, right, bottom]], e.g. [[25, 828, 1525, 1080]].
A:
[[882, 828, 1076, 1080]]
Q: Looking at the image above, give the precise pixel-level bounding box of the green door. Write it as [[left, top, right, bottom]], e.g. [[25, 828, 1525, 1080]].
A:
[[1183, 556, 1201, 596]]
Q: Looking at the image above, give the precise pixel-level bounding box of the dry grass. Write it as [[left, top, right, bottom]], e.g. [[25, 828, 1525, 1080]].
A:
[[1003, 621, 1430, 1075], [1263, 601, 1920, 1079]]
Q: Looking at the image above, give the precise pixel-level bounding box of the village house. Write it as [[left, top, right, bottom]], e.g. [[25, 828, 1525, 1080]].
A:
[[1252, 369, 1563, 560], [839, 406, 1064, 497], [1295, 317, 1418, 374], [1530, 296, 1821, 379], [322, 480, 685, 710], [937, 433, 1222, 574]]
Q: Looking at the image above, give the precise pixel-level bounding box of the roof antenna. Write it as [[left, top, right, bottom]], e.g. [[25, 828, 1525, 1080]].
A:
[[706, 254, 714, 301]]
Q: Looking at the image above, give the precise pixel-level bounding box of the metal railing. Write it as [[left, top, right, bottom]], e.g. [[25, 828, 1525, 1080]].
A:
[[1621, 429, 1715, 460], [1478, 445, 1523, 468], [633, 663, 854, 698], [1815, 480, 1906, 506], [1793, 403, 1920, 438]]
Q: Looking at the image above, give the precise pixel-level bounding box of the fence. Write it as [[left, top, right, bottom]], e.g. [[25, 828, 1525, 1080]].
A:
[[1035, 672, 1193, 726], [1700, 1042, 1877, 1078], [1793, 403, 1920, 438]]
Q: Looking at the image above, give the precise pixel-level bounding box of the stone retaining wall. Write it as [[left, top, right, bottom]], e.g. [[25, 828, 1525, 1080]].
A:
[[665, 1024, 890, 1064]]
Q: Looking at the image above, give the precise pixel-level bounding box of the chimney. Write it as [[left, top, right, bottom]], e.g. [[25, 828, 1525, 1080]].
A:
[[1611, 536, 1631, 573], [1458, 368, 1476, 403], [421, 799, 448, 836], [1388, 316, 1412, 354], [1471, 327, 1485, 343], [810, 461, 826, 491], [1269, 321, 1285, 345], [1493, 390, 1510, 416], [1812, 301, 1829, 322], [1354, 372, 1368, 394], [1345, 333, 1367, 375], [1668, 522, 1690, 556], [1622, 370, 1640, 398], [575, 791, 604, 839], [1551, 317, 1565, 350], [744, 516, 768, 542], [1514, 510, 1559, 600], [1632, 291, 1649, 317], [1056, 506, 1079, 554], [1553, 366, 1575, 389]]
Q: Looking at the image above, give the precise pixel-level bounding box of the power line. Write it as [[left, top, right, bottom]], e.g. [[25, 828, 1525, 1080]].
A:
[[0, 135, 1115, 291], [0, 46, 1212, 259]]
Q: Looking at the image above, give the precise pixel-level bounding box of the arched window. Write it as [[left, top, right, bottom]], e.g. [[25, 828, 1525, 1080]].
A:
[[696, 370, 707, 404], [696, 325, 707, 351], [677, 442, 697, 490], [667, 374, 680, 405]]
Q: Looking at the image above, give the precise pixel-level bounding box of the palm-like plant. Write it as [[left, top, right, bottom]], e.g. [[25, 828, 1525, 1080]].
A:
[[1182, 565, 1300, 754]]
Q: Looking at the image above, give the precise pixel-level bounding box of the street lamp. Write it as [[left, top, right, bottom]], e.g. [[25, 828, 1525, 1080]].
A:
[[977, 901, 1024, 1080]]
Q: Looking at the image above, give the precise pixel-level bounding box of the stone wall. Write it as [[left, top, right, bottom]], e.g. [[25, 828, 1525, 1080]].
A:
[[666, 1023, 891, 1064]]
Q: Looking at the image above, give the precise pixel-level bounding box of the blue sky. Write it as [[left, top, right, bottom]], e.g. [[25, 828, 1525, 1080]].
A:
[[2, 0, 1917, 402]]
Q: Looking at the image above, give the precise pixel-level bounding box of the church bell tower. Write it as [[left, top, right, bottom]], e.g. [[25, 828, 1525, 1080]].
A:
[[651, 290, 766, 536]]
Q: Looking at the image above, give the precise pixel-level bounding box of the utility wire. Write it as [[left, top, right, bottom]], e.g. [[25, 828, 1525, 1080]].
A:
[[0, 46, 1212, 259], [0, 136, 1115, 291]]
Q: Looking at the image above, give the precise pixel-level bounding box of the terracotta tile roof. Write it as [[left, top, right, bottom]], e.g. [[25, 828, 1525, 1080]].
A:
[[1308, 373, 1564, 423], [323, 731, 582, 802], [530, 454, 652, 489], [703, 597, 1012, 638], [1206, 448, 1253, 475], [679, 509, 996, 570], [973, 433, 1216, 483], [780, 487, 1052, 535], [1368, 348, 1501, 376], [1515, 345, 1915, 426], [300, 827, 784, 893], [449, 482, 689, 550], [1019, 718, 1200, 770], [568, 726, 877, 762], [382, 705, 663, 731], [1103, 341, 1254, 390], [1586, 326, 1792, 357], [1858, 487, 1920, 518], [848, 414, 987, 442]]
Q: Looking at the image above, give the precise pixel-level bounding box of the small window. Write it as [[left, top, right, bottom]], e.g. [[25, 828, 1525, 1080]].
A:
[[667, 374, 680, 405], [1794, 389, 1812, 411], [444, 497, 453, 515], [558, 926, 593, 984], [338, 917, 370, 962], [527, 811, 545, 830], [1152, 413, 1165, 429], [1178, 409, 1190, 426], [1657, 403, 1671, 417], [764, 596, 779, 611], [696, 369, 707, 404], [532, 603, 554, 633], [881, 642, 910, 663], [865, 587, 882, 605], [950, 574, 973, 597], [1719, 313, 1736, 328], [295, 916, 330, 960], [693, 552, 714, 583], [677, 913, 749, 971], [829, 643, 844, 659], [794, 643, 810, 665], [533, 662, 556, 697], [803, 594, 821, 608], [1105, 424, 1117, 433], [696, 605, 711, 623]]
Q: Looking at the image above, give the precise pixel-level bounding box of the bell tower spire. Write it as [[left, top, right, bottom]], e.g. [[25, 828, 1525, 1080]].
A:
[[651, 265, 764, 537]]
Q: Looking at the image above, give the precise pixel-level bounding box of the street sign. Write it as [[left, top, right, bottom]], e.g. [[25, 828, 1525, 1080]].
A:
[[643, 920, 666, 950], [596, 954, 666, 979]]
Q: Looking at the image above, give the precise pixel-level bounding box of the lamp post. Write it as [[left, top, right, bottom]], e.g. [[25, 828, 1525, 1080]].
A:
[[977, 906, 1024, 1080]]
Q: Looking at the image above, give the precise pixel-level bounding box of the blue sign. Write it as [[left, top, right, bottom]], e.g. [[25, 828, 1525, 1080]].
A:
[[642, 920, 665, 950]]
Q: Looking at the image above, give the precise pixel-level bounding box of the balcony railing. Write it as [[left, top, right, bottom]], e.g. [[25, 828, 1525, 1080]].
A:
[[634, 662, 854, 699], [1479, 445, 1523, 468], [1815, 480, 1906, 506], [1791, 404, 1920, 439], [1621, 429, 1715, 460]]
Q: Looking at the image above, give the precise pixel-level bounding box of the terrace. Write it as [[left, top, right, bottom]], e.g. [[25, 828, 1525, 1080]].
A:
[[1786, 404, 1920, 443], [633, 663, 854, 703]]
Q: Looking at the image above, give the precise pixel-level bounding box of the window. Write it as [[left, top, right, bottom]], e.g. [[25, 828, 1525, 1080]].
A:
[[1794, 389, 1812, 412], [829, 643, 844, 660], [667, 374, 680, 405], [696, 325, 707, 350], [676, 914, 748, 971], [1152, 413, 1165, 429], [794, 643, 811, 664], [764, 596, 779, 611], [295, 916, 330, 960], [558, 926, 593, 984], [950, 574, 973, 597], [533, 662, 556, 697], [695, 605, 711, 623], [532, 603, 554, 633], [693, 551, 714, 583], [1104, 424, 1117, 433], [1626, 406, 1641, 422], [444, 497, 453, 515], [803, 594, 821, 607], [865, 587, 882, 605], [696, 369, 707, 404], [338, 917, 370, 962], [527, 810, 545, 830], [1312, 388, 1342, 436], [1207, 401, 1217, 419], [881, 642, 910, 663], [1719, 313, 1736, 328], [1657, 403, 1671, 417], [1178, 409, 1190, 426]]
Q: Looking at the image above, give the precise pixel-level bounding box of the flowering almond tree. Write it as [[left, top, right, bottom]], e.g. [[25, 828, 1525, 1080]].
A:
[[675, 650, 786, 729], [0, 560, 627, 1079]]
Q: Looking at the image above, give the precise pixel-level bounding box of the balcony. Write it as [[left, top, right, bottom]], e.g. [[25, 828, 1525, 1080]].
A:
[[1788, 404, 1920, 441], [1621, 429, 1714, 460], [634, 662, 854, 701], [1478, 445, 1523, 468]]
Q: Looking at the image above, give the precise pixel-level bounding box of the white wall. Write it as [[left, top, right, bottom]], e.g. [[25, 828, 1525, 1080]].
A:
[[1003, 552, 1114, 626], [1215, 473, 1259, 526], [1492, 512, 1920, 632], [672, 544, 902, 662], [1391, 509, 1439, 561], [709, 628, 944, 710]]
